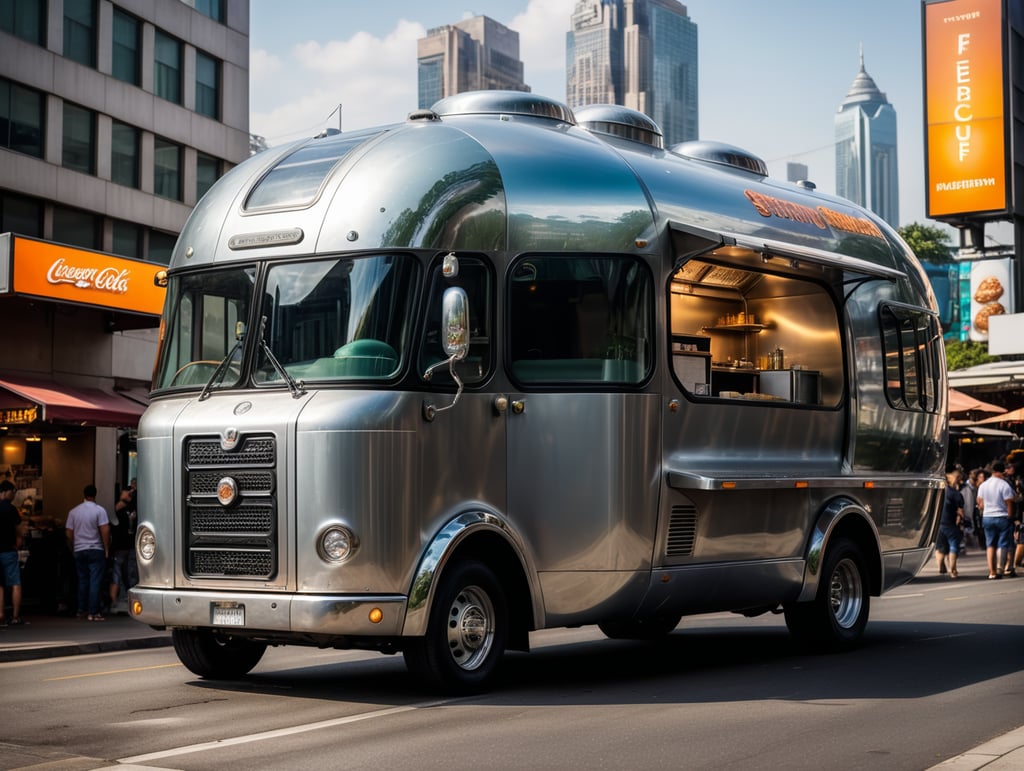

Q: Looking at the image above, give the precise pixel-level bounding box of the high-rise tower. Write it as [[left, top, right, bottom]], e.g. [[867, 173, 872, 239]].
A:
[[835, 47, 899, 227], [417, 16, 529, 109], [566, 0, 697, 146]]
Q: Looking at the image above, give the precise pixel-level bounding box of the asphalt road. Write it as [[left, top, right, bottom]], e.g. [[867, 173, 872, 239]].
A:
[[2, 554, 1022, 771]]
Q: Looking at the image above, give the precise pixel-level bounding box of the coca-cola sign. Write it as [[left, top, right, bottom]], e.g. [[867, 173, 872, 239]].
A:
[[46, 257, 130, 294], [10, 235, 165, 316]]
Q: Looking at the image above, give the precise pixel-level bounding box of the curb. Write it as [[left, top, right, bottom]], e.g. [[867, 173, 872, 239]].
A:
[[0, 634, 172, 663]]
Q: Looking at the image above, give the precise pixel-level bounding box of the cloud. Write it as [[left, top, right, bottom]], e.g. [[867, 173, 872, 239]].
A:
[[509, 0, 574, 98], [250, 20, 426, 145]]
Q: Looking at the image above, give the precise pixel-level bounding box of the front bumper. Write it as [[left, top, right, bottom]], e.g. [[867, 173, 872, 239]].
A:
[[129, 587, 408, 637]]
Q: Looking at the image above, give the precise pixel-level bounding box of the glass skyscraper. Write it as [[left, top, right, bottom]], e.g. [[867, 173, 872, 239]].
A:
[[567, 0, 698, 147], [835, 48, 899, 227], [417, 16, 529, 109]]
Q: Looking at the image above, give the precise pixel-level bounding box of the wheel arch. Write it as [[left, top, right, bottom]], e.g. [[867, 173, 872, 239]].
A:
[[403, 510, 540, 650], [797, 496, 882, 602]]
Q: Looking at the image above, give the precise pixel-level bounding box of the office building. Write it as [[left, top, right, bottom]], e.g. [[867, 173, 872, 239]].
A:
[[835, 47, 899, 227], [417, 15, 529, 109], [0, 0, 250, 537], [787, 162, 809, 184], [566, 0, 698, 147]]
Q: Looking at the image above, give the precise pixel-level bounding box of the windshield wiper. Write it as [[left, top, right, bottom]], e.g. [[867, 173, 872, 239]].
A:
[[198, 322, 245, 402], [258, 315, 306, 399]]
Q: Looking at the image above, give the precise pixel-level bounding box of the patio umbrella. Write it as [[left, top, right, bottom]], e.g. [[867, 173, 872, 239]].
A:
[[975, 406, 1024, 425], [948, 388, 1007, 419]]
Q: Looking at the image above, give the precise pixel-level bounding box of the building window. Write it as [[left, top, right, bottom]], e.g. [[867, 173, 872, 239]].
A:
[[1, 0, 45, 45], [195, 51, 219, 119], [112, 220, 143, 258], [196, 152, 219, 200], [154, 30, 182, 104], [193, 0, 224, 23], [0, 193, 43, 237], [154, 138, 182, 200], [111, 121, 139, 188], [0, 77, 44, 157], [62, 102, 96, 174], [148, 229, 177, 264], [53, 205, 100, 250], [63, 0, 96, 68], [112, 9, 141, 86]]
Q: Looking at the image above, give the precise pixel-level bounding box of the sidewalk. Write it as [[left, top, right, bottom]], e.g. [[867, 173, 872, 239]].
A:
[[0, 611, 171, 662], [1, 558, 1022, 769]]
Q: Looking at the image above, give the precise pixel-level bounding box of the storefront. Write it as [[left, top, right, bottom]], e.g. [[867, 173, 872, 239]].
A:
[[0, 234, 165, 611]]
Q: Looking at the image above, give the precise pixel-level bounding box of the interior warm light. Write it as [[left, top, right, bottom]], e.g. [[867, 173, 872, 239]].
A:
[[57, 435, 68, 442]]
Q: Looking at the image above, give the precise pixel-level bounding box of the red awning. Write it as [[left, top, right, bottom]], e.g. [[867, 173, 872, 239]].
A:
[[0, 375, 146, 427]]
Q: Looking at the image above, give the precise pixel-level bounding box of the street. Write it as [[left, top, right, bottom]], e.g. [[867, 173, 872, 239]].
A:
[[1, 553, 1022, 771]]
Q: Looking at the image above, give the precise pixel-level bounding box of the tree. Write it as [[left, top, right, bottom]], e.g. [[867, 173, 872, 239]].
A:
[[898, 222, 955, 264], [945, 339, 995, 370]]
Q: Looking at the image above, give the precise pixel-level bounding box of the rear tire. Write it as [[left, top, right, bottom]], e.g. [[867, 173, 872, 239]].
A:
[[403, 560, 508, 694], [172, 629, 267, 679], [784, 537, 869, 651]]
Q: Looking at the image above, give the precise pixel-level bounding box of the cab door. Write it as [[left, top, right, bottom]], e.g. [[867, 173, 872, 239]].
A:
[[504, 254, 661, 626]]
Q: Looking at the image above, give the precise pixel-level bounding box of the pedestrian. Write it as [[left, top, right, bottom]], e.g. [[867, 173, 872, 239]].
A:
[[961, 468, 980, 550], [975, 461, 1016, 580], [65, 484, 110, 621], [108, 485, 138, 614], [936, 469, 964, 578], [0, 479, 27, 626]]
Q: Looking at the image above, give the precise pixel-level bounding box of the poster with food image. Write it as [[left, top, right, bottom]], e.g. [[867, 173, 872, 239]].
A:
[[969, 258, 1013, 341]]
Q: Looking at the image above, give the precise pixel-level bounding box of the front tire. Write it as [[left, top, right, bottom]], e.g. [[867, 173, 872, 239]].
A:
[[172, 629, 267, 679], [784, 537, 869, 651], [403, 560, 508, 694]]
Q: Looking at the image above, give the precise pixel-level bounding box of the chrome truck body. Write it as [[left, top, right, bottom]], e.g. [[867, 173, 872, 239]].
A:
[[130, 92, 947, 693]]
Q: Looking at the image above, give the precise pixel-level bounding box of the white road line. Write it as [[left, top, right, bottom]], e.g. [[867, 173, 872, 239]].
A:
[[118, 699, 450, 764]]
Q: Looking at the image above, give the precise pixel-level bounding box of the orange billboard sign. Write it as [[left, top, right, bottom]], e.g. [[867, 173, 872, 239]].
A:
[[10, 237, 166, 315], [924, 0, 1007, 219]]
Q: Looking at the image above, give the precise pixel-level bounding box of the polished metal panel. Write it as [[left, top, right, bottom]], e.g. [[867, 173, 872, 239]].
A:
[[506, 392, 660, 623]]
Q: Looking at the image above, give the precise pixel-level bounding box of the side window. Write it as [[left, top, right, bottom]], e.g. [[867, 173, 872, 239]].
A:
[[418, 255, 492, 384], [881, 305, 942, 412], [669, 257, 842, 406], [508, 254, 653, 385]]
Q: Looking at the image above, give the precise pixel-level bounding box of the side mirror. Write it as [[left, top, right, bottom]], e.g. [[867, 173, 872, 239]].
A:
[[423, 286, 470, 421], [442, 286, 469, 361]]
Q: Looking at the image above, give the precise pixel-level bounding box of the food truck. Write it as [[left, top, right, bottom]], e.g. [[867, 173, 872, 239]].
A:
[[129, 92, 947, 693]]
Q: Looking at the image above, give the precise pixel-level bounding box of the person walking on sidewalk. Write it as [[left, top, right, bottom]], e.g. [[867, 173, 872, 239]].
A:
[[0, 479, 27, 626], [976, 461, 1016, 580], [936, 469, 964, 578], [65, 484, 110, 621]]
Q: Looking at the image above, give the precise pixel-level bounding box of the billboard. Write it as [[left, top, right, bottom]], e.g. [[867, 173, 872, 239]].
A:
[[968, 257, 1014, 341], [923, 0, 1009, 220]]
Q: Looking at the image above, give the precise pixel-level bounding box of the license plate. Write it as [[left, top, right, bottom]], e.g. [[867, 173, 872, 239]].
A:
[[212, 603, 245, 626]]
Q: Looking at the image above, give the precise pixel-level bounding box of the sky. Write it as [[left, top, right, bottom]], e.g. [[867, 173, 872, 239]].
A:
[[249, 0, 947, 233]]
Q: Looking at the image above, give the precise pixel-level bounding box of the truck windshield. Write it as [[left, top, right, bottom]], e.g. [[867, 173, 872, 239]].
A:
[[153, 267, 257, 391], [253, 253, 419, 383]]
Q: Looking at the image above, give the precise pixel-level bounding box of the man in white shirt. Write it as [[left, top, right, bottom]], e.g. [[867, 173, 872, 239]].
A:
[[975, 461, 1016, 580], [65, 484, 110, 620]]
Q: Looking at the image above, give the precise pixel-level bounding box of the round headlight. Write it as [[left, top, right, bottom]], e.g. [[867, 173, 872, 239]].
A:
[[137, 526, 157, 561], [318, 525, 358, 563]]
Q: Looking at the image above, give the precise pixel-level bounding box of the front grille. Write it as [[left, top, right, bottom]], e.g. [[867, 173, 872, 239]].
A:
[[183, 433, 278, 580], [190, 548, 274, 577]]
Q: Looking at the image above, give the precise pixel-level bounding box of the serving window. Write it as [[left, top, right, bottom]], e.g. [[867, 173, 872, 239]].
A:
[[669, 254, 842, 407]]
